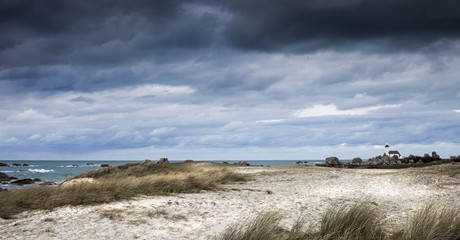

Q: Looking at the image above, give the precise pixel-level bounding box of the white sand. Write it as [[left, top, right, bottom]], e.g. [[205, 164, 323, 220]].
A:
[[1, 163, 459, 240]]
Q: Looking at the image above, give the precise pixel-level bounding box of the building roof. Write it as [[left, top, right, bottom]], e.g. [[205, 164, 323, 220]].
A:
[[389, 151, 400, 155]]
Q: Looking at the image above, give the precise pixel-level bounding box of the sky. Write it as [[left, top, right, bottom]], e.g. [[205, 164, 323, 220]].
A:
[[1, 0, 460, 160]]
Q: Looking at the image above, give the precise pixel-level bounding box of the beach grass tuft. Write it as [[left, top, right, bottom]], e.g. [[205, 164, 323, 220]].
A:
[[0, 162, 247, 219], [393, 204, 460, 240], [318, 201, 386, 239], [216, 201, 460, 240]]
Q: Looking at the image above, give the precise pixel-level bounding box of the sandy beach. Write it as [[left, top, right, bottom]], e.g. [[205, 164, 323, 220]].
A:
[[1, 163, 459, 240]]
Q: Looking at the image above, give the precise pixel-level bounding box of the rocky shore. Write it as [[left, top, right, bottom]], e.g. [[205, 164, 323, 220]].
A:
[[317, 151, 460, 168]]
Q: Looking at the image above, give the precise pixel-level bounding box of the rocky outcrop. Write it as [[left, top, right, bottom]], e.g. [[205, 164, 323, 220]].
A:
[[325, 157, 341, 167], [235, 161, 250, 166], [351, 157, 362, 166], [11, 178, 35, 185], [23, 163, 29, 166], [158, 158, 169, 164], [101, 164, 110, 167], [12, 163, 22, 167], [0, 162, 8, 167], [0, 173, 11, 181]]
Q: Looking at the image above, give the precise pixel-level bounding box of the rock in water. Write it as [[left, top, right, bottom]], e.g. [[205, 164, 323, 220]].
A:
[[158, 158, 169, 164], [0, 162, 8, 167], [0, 173, 10, 181], [325, 157, 341, 167], [11, 178, 35, 185]]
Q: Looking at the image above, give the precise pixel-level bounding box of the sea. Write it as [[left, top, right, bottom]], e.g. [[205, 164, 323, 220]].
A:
[[0, 159, 331, 190]]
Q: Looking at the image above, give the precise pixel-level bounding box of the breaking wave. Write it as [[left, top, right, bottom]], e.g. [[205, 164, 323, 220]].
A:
[[28, 169, 54, 173]]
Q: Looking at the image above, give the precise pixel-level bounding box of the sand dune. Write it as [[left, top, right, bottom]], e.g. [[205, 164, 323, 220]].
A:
[[1, 163, 459, 240]]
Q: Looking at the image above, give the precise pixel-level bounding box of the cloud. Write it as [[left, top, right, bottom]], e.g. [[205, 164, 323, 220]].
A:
[[1, 1, 460, 160], [150, 127, 177, 136], [28, 134, 41, 140], [294, 104, 401, 118], [6, 137, 18, 143], [224, 0, 460, 52]]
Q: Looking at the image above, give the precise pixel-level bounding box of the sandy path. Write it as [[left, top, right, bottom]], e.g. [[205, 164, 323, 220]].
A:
[[1, 163, 459, 240]]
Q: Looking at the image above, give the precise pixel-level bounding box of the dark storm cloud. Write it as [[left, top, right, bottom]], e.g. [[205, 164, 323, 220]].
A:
[[0, 0, 221, 67], [224, 0, 460, 52]]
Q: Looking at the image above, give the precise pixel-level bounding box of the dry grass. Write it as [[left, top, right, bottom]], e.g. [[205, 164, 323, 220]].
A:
[[0, 162, 247, 219], [217, 212, 286, 240], [393, 204, 460, 240], [318, 201, 386, 240], [216, 202, 460, 240]]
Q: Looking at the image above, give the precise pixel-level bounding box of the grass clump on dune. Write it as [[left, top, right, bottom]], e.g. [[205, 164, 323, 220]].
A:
[[0, 162, 247, 219], [318, 201, 386, 239], [393, 204, 460, 240], [216, 201, 459, 240], [217, 201, 385, 240]]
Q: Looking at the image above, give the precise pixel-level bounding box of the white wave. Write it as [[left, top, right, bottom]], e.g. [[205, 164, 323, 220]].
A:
[[28, 169, 54, 173], [0, 170, 15, 173]]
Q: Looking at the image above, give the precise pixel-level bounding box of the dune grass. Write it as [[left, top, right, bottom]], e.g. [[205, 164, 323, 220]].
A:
[[393, 204, 460, 240], [0, 162, 247, 219], [216, 202, 459, 240], [318, 201, 386, 240]]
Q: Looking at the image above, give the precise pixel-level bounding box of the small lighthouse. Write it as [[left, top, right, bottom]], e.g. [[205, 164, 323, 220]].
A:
[[385, 143, 390, 156]]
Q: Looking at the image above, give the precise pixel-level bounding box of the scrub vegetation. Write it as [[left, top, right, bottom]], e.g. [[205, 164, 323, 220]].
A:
[[0, 162, 247, 219], [216, 202, 460, 240]]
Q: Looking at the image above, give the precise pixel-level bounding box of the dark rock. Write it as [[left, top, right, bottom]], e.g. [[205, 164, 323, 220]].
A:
[[222, 161, 229, 164], [86, 163, 95, 166], [23, 163, 29, 166], [455, 156, 460, 162], [235, 161, 249, 166], [40, 182, 57, 186], [12, 163, 22, 167], [422, 153, 432, 163], [351, 157, 362, 166], [325, 157, 341, 167], [9, 176, 18, 180], [158, 158, 169, 164], [101, 164, 109, 167], [33, 178, 41, 182], [315, 163, 327, 167], [296, 161, 303, 165], [0, 188, 7, 191], [0, 173, 10, 181], [0, 162, 8, 167], [12, 178, 35, 185]]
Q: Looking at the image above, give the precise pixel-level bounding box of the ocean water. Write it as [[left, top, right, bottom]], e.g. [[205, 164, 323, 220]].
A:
[[0, 160, 328, 190]]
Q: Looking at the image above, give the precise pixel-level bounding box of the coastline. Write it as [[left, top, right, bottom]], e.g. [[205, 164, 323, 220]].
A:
[[1, 163, 459, 239]]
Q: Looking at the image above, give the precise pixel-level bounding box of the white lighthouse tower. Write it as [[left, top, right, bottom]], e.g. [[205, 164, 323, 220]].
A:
[[385, 143, 390, 156]]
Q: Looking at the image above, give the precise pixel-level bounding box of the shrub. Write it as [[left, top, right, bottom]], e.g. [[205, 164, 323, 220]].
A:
[[0, 162, 247, 219]]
